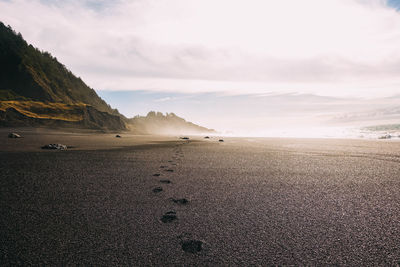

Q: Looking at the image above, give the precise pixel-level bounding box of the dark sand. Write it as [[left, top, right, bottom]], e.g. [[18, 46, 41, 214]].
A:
[[1, 128, 400, 265]]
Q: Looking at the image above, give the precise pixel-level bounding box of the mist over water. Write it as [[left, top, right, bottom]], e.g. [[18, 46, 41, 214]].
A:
[[224, 126, 400, 140]]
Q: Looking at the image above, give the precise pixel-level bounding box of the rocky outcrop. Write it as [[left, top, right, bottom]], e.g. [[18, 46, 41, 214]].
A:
[[81, 106, 126, 131], [128, 112, 215, 135]]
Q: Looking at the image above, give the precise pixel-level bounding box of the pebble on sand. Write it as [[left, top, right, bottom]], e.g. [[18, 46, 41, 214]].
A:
[[41, 144, 67, 150], [378, 134, 391, 139], [8, 133, 21, 138]]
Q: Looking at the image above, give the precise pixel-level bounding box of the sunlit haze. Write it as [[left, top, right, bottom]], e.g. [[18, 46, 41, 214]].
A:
[[2, 0, 400, 136]]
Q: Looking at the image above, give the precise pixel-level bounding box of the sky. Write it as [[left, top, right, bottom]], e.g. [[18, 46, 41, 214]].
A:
[[1, 0, 400, 135]]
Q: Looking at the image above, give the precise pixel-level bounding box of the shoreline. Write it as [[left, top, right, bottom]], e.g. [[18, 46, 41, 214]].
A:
[[1, 126, 399, 152]]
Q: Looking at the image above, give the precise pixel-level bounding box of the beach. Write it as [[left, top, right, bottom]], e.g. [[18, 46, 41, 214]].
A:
[[1, 128, 400, 265]]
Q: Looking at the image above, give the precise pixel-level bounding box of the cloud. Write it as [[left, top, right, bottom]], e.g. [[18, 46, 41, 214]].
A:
[[1, 0, 400, 97], [154, 97, 173, 102]]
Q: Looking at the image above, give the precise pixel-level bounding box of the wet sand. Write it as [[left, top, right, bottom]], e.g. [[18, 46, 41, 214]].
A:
[[1, 128, 400, 265]]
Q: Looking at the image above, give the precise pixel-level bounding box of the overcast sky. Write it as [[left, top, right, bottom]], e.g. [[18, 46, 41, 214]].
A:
[[1, 0, 400, 135]]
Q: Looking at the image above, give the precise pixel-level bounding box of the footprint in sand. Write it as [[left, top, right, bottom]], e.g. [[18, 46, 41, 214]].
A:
[[152, 187, 163, 193], [181, 240, 203, 253], [160, 179, 172, 184], [161, 211, 177, 223], [171, 198, 189, 205], [153, 173, 161, 177], [177, 233, 203, 253]]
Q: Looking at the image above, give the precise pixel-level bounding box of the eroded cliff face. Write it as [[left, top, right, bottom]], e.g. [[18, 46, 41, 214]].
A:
[[0, 101, 126, 131]]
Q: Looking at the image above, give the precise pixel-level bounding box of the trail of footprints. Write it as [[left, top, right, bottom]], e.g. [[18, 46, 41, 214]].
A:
[[151, 142, 204, 254]]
